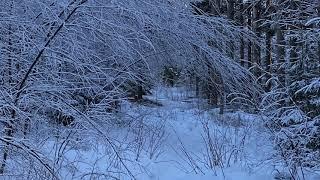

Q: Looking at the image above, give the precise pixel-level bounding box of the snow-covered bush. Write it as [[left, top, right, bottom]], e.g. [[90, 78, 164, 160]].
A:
[[263, 77, 320, 177]]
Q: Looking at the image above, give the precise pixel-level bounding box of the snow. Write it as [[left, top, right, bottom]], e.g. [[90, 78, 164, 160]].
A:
[[296, 78, 320, 94], [310, 97, 320, 106], [85, 86, 277, 180], [0, 0, 319, 178], [306, 17, 320, 26], [3, 85, 320, 179]]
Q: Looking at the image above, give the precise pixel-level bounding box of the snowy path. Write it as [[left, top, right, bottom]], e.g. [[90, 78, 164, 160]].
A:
[[126, 86, 275, 180]]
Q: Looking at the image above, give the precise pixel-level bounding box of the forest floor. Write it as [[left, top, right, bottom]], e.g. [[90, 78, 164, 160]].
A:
[[123, 86, 275, 180], [53, 86, 320, 180]]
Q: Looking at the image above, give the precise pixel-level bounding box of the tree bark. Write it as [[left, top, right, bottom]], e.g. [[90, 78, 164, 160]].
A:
[[252, 2, 261, 82], [137, 85, 143, 100], [227, 0, 235, 60], [265, 31, 273, 91], [238, 2, 245, 67], [227, 0, 235, 20], [276, 26, 286, 86], [318, 0, 320, 71], [265, 0, 273, 91], [247, 8, 252, 68]]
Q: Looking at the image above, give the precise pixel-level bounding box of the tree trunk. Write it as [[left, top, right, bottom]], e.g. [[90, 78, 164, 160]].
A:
[[265, 0, 273, 91], [247, 8, 252, 68], [219, 83, 225, 115], [227, 0, 235, 60], [137, 85, 143, 100], [289, 36, 299, 74], [227, 0, 235, 20], [240, 39, 245, 66], [238, 2, 245, 67], [276, 25, 286, 86], [252, 2, 261, 82], [195, 76, 200, 97], [214, 0, 221, 14], [265, 31, 273, 91], [0, 119, 14, 174], [318, 1, 320, 71]]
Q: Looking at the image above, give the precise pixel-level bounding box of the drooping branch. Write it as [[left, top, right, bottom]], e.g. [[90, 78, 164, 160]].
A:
[[14, 0, 88, 104], [0, 137, 57, 179]]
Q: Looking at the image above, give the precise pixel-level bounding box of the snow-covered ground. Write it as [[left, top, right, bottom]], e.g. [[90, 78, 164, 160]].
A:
[[35, 86, 320, 180], [125, 86, 275, 180]]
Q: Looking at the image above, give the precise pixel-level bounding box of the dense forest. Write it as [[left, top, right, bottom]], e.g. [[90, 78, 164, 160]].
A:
[[0, 0, 319, 179]]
